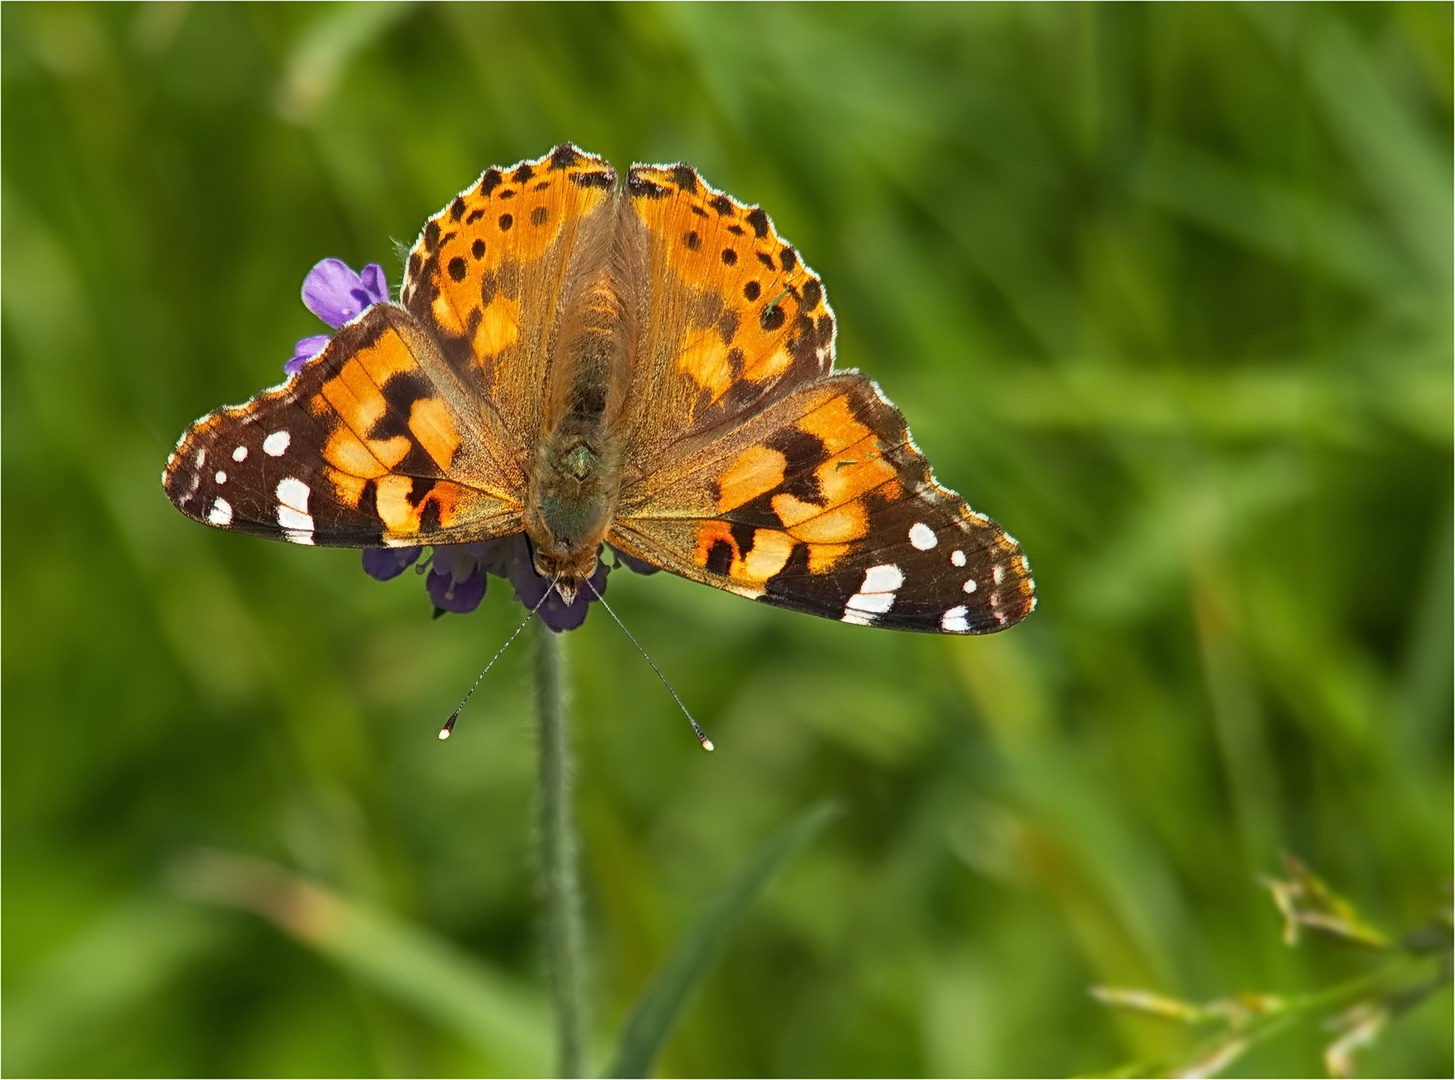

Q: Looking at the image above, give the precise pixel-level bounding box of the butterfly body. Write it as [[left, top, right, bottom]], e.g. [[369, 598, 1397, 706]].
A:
[[164, 145, 1036, 633]]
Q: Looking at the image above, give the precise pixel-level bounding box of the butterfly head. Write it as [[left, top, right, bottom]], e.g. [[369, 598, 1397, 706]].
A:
[[524, 424, 624, 604]]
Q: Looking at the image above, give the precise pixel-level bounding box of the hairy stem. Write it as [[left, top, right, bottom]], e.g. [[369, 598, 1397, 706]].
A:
[[533, 621, 589, 1077]]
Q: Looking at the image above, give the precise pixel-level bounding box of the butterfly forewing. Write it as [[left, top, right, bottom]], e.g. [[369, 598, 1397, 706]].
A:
[[616, 163, 837, 464], [163, 305, 522, 547], [399, 144, 620, 448], [609, 373, 1034, 633]]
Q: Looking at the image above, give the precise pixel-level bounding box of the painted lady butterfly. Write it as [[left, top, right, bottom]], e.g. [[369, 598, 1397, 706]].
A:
[[163, 145, 1035, 634]]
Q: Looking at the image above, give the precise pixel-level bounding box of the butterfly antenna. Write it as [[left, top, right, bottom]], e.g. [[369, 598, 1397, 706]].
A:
[[583, 576, 714, 751], [439, 584, 556, 740]]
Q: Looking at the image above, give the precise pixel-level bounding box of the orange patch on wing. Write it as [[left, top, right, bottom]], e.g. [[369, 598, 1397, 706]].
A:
[[741, 529, 795, 581], [770, 492, 818, 528], [787, 501, 868, 545], [718, 445, 787, 512], [408, 397, 460, 470], [742, 345, 791, 383], [473, 294, 519, 356], [323, 427, 390, 478], [355, 331, 416, 385], [676, 329, 735, 401], [798, 395, 870, 455], [807, 543, 852, 573], [375, 475, 418, 533], [816, 444, 896, 506], [372, 476, 466, 537], [430, 291, 466, 336], [325, 467, 369, 509], [691, 519, 797, 585]]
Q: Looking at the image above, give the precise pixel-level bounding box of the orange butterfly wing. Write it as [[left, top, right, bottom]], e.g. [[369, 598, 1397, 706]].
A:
[[608, 163, 1034, 633], [164, 305, 520, 547]]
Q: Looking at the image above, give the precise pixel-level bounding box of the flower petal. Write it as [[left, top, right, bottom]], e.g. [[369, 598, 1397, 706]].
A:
[[286, 334, 332, 374], [359, 263, 389, 305], [537, 558, 608, 633], [609, 545, 660, 576], [427, 563, 486, 613], [362, 547, 421, 581], [302, 258, 369, 328]]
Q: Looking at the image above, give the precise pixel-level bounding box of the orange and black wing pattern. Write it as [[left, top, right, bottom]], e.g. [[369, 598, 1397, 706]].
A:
[[399, 144, 619, 447], [610, 372, 1035, 634], [614, 161, 837, 466], [163, 305, 522, 547]]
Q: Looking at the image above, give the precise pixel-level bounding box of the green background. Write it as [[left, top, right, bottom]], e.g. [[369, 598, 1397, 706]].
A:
[[3, 3, 1450, 1076]]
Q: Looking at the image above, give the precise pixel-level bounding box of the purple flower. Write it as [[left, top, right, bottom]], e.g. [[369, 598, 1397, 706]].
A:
[[360, 535, 654, 632], [286, 259, 390, 374], [362, 546, 421, 581]]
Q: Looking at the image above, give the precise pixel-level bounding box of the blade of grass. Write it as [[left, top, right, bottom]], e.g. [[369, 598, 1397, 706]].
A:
[[606, 801, 842, 1078]]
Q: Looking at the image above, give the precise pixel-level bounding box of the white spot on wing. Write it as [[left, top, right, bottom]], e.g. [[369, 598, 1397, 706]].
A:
[[963, 578, 977, 594], [861, 563, 903, 593], [941, 606, 970, 632], [993, 565, 1005, 585], [846, 592, 895, 614], [843, 562, 902, 622], [263, 430, 291, 456], [232, 446, 247, 462], [214, 470, 227, 484], [276, 476, 310, 510], [275, 477, 315, 544], [909, 522, 937, 550], [195, 448, 206, 466], [950, 550, 966, 567], [208, 498, 232, 526]]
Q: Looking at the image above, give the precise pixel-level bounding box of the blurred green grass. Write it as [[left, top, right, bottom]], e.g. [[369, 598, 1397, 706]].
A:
[[2, 3, 1450, 1076]]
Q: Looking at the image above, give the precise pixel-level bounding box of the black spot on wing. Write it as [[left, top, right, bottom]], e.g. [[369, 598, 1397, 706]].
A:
[[549, 144, 582, 170], [512, 163, 535, 184], [717, 308, 740, 345], [627, 172, 670, 199], [705, 538, 734, 577], [670, 164, 700, 192], [746, 207, 769, 237], [572, 170, 615, 190], [767, 426, 827, 503], [479, 169, 503, 196], [802, 278, 823, 311]]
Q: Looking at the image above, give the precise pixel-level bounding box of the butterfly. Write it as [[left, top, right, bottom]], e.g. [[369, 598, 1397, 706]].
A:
[[162, 144, 1035, 634]]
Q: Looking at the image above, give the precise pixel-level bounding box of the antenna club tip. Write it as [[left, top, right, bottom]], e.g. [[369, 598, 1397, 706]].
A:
[[700, 738, 715, 752], [438, 727, 452, 740]]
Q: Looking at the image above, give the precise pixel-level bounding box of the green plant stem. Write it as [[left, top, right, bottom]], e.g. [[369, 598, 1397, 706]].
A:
[[533, 621, 589, 1078]]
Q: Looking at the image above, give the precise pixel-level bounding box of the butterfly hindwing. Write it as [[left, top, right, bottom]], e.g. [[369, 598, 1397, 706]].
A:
[[609, 373, 1035, 633], [163, 305, 522, 547]]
